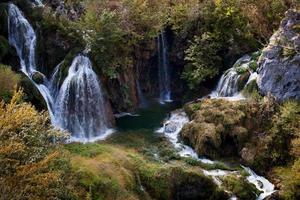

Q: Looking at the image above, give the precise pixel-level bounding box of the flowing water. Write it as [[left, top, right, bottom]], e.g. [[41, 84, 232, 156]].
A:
[[8, 4, 112, 142], [211, 55, 258, 101], [7, 4, 275, 198], [213, 68, 241, 97], [157, 31, 172, 103], [158, 110, 276, 200], [54, 56, 111, 141]]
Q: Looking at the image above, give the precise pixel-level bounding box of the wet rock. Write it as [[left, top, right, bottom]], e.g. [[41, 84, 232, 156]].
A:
[[264, 191, 280, 200], [164, 121, 179, 133], [31, 71, 45, 84], [257, 9, 300, 101]]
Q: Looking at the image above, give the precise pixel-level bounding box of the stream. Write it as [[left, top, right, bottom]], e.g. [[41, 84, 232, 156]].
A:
[[115, 101, 275, 200]]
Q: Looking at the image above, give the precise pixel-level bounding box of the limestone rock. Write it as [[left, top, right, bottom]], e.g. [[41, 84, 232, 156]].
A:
[[257, 9, 300, 101]]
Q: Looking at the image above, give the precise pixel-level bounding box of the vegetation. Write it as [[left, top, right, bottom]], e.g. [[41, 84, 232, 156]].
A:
[[0, 90, 84, 199], [0, 65, 20, 102], [221, 175, 260, 200]]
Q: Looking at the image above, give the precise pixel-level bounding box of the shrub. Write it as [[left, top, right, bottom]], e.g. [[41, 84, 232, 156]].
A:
[[183, 33, 222, 89], [0, 90, 84, 199], [0, 64, 20, 102]]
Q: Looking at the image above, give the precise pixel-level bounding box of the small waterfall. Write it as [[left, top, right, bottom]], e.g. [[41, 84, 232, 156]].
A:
[[214, 68, 241, 97], [136, 80, 147, 108], [55, 55, 110, 140], [157, 31, 172, 103], [8, 4, 112, 142], [211, 55, 257, 100], [135, 63, 147, 107]]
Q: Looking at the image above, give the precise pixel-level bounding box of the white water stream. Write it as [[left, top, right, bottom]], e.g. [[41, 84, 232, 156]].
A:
[[158, 110, 275, 200]]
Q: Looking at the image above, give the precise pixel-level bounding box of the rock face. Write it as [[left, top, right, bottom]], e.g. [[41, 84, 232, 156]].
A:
[[257, 9, 300, 101]]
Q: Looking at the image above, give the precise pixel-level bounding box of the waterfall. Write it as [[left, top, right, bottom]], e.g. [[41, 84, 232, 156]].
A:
[[135, 63, 147, 107], [136, 80, 147, 108], [8, 4, 112, 142], [211, 55, 257, 100], [157, 31, 172, 103], [8, 4, 37, 75], [55, 55, 110, 140], [214, 68, 241, 97]]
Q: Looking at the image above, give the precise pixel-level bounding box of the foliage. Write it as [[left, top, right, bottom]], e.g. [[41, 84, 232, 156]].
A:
[[0, 64, 20, 102], [182, 0, 259, 89], [274, 158, 300, 200], [0, 90, 85, 200], [183, 33, 222, 89]]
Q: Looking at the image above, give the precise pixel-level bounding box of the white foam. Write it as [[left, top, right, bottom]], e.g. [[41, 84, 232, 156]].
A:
[[68, 129, 115, 143], [114, 112, 140, 118], [242, 166, 276, 200]]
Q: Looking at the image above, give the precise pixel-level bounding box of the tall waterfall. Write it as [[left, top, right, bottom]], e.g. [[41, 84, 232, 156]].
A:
[[8, 4, 112, 142], [157, 31, 172, 103]]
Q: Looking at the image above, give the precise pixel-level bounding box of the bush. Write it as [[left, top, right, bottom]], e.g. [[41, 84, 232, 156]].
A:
[[0, 64, 20, 102], [183, 33, 222, 89], [0, 90, 85, 199]]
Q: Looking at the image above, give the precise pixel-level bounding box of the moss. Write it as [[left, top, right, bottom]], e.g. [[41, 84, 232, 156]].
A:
[[221, 175, 261, 200], [283, 46, 297, 58], [242, 80, 262, 100], [274, 158, 300, 200], [237, 71, 250, 91], [64, 143, 111, 158], [19, 74, 47, 110], [249, 61, 258, 72]]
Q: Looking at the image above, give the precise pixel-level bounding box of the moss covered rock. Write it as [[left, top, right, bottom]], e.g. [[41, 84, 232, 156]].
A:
[[32, 71, 45, 84]]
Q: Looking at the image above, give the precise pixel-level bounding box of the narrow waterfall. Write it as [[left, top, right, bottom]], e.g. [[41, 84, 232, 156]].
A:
[[135, 63, 147, 107], [8, 4, 37, 75], [8, 3, 55, 119], [8, 4, 112, 142], [55, 55, 110, 140], [136, 80, 147, 108], [157, 31, 172, 103]]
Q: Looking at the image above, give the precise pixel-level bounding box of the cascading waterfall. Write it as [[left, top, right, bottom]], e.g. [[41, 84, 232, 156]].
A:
[[55, 55, 110, 140], [157, 31, 172, 103], [8, 4, 112, 142], [211, 55, 257, 100], [214, 68, 241, 97], [8, 4, 37, 75]]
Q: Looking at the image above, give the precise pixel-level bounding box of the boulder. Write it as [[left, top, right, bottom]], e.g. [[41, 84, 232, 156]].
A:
[[257, 9, 300, 101], [31, 71, 45, 84]]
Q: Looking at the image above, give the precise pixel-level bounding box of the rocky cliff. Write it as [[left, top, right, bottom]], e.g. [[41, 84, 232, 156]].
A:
[[257, 9, 300, 101]]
